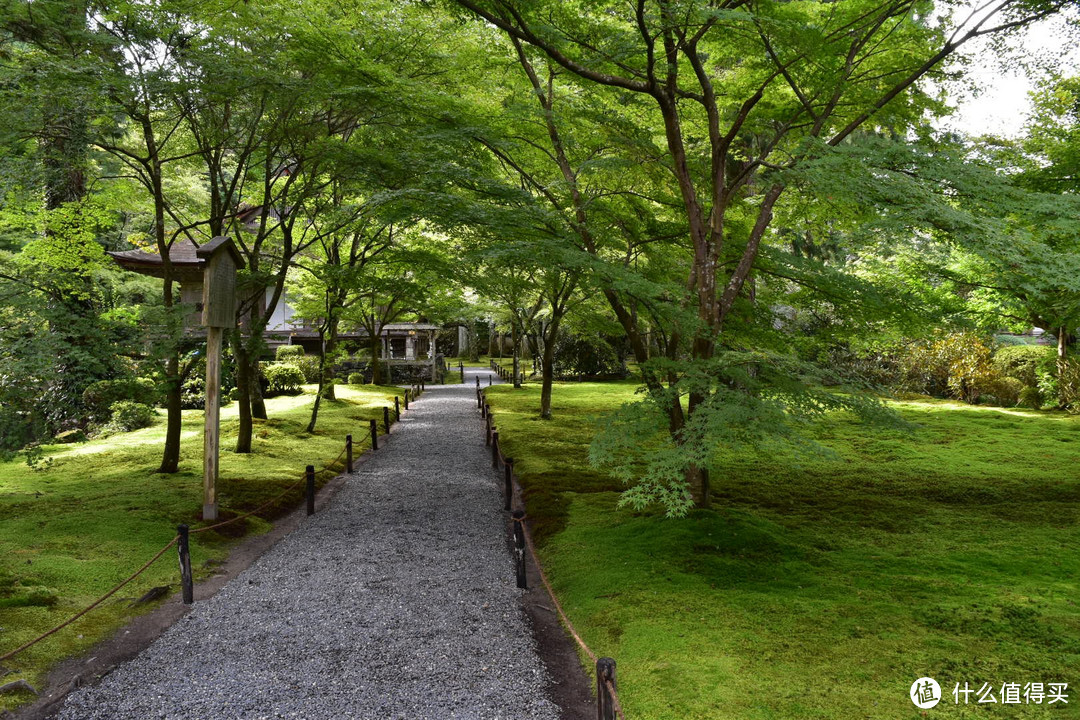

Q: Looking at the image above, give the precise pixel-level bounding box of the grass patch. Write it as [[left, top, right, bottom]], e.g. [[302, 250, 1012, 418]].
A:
[[488, 382, 1080, 719], [0, 383, 401, 709]]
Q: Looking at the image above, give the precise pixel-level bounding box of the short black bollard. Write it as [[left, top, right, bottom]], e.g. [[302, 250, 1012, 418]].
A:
[[460, 362, 465, 383], [404, 389, 410, 410], [395, 395, 400, 421], [491, 430, 499, 469], [421, 378, 425, 392], [504, 458, 513, 512], [597, 657, 618, 720], [475, 376, 480, 389], [346, 434, 353, 473], [488, 374, 492, 386], [486, 414, 493, 445], [384, 406, 391, 435], [306, 464, 315, 516], [177, 524, 193, 605], [512, 510, 527, 589], [477, 388, 483, 409], [369, 418, 378, 451]]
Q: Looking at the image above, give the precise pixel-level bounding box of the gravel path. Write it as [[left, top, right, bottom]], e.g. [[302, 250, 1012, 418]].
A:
[[56, 368, 560, 720]]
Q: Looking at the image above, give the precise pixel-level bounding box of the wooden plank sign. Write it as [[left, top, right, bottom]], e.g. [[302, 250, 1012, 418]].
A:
[[196, 237, 243, 328]]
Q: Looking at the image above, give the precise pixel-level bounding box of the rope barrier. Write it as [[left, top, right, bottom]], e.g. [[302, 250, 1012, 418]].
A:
[[490, 398, 627, 717], [511, 514, 597, 664], [0, 536, 179, 664], [606, 678, 627, 720], [0, 432, 360, 664], [191, 440, 351, 535]]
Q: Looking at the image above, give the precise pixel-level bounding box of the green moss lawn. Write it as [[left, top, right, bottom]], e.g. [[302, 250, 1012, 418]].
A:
[[487, 381, 1080, 719], [0, 383, 401, 710]]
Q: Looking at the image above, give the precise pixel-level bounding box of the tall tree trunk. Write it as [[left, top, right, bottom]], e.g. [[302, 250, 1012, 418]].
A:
[[250, 362, 267, 420], [159, 351, 182, 473], [369, 332, 383, 386], [232, 336, 253, 454], [539, 316, 565, 419], [512, 323, 521, 388], [307, 328, 327, 433], [322, 316, 339, 401], [468, 322, 480, 362]]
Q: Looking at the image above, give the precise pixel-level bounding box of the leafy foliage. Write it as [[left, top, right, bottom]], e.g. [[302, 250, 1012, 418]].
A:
[[261, 363, 305, 396], [105, 401, 156, 433]]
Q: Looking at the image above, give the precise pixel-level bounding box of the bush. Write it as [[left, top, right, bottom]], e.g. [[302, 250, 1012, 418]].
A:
[[262, 362, 304, 396], [1057, 358, 1080, 411], [899, 332, 998, 403], [294, 355, 321, 383], [553, 332, 626, 379], [992, 345, 1054, 388], [276, 345, 305, 361], [348, 372, 364, 385], [82, 378, 159, 421], [982, 376, 1024, 407], [107, 401, 156, 432], [54, 429, 87, 444], [1018, 386, 1044, 409]]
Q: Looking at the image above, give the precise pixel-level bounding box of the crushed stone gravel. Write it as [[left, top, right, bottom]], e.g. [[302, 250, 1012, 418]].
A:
[[55, 368, 560, 720]]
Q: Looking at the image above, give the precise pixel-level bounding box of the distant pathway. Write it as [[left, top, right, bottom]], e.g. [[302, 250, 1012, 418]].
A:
[[57, 368, 560, 720]]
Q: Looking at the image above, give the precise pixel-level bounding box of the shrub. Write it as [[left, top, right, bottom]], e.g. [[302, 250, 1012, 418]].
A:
[[262, 362, 304, 396], [983, 377, 1024, 407], [179, 350, 236, 410], [348, 372, 364, 385], [276, 345, 305, 361], [107, 401, 156, 432], [82, 378, 159, 420], [553, 332, 626, 379], [992, 345, 1054, 388], [54, 429, 87, 444], [1018, 386, 1044, 409], [294, 355, 321, 383], [899, 332, 998, 403], [1057, 358, 1080, 411]]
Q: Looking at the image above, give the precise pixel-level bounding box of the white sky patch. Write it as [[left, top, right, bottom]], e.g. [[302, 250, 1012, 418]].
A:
[[938, 6, 1080, 138]]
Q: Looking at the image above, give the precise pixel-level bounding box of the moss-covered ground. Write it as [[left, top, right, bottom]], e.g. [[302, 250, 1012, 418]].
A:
[[487, 381, 1080, 719], [0, 383, 402, 710]]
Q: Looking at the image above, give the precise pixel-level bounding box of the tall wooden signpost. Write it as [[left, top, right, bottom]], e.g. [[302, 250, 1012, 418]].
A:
[[196, 238, 243, 521]]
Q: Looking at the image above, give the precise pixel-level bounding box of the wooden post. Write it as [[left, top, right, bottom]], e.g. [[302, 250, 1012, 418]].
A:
[[476, 376, 480, 389], [383, 406, 391, 435], [486, 414, 492, 445], [177, 524, 193, 605], [196, 237, 242, 522], [404, 389, 410, 410], [512, 510, 527, 589], [346, 435, 353, 473], [370, 419, 378, 451], [488, 374, 492, 386], [202, 325, 222, 521], [306, 465, 315, 516], [459, 361, 465, 383], [394, 395, 400, 420], [492, 430, 499, 469], [504, 458, 513, 512], [597, 658, 618, 720]]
